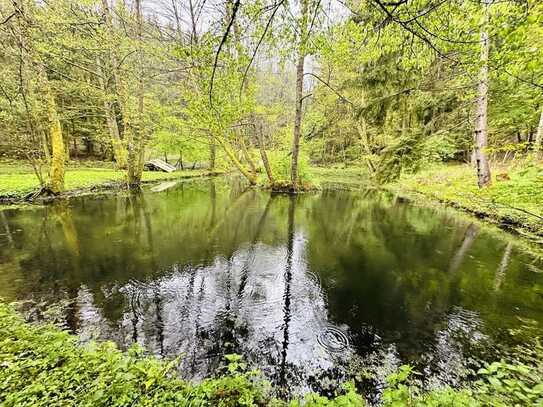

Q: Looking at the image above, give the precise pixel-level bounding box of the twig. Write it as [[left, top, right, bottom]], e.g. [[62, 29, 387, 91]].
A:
[[209, 0, 241, 106]]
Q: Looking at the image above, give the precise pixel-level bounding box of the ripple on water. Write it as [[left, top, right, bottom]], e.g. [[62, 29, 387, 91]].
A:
[[317, 325, 350, 354]]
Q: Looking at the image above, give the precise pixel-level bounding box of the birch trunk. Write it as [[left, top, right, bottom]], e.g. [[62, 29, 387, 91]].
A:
[[290, 0, 308, 191], [474, 1, 492, 188]]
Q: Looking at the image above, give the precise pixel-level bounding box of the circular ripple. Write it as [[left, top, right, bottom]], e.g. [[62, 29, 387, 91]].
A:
[[305, 271, 321, 287], [317, 326, 350, 353]]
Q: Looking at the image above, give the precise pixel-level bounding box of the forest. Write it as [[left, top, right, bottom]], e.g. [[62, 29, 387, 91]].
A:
[[0, 0, 542, 406], [0, 0, 541, 191]]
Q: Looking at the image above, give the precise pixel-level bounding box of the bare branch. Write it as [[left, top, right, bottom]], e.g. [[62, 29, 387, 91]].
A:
[[209, 0, 241, 106], [239, 0, 285, 99]]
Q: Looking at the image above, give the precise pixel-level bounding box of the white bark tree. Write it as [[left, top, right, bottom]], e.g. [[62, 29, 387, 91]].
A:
[[473, 0, 492, 188]]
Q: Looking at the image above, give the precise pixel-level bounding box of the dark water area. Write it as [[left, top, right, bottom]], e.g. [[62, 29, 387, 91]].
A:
[[1, 178, 542, 400]]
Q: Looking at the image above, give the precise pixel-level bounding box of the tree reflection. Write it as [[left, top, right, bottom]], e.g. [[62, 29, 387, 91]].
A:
[[449, 223, 480, 273], [1, 182, 543, 398], [279, 195, 295, 395]]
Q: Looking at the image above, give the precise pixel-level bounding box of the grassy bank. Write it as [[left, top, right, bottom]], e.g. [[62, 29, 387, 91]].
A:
[[0, 160, 221, 204], [310, 162, 543, 241], [393, 163, 543, 241], [1, 303, 542, 406]]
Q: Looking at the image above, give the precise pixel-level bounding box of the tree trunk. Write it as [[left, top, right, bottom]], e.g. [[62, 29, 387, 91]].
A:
[[188, 0, 198, 45], [290, 0, 308, 191], [96, 55, 127, 168], [170, 0, 184, 41], [45, 76, 65, 194], [290, 54, 305, 190], [240, 136, 257, 177], [354, 113, 375, 174], [215, 135, 257, 185], [535, 108, 543, 152], [474, 1, 492, 188], [209, 136, 216, 170], [127, 0, 145, 187], [102, 0, 134, 173]]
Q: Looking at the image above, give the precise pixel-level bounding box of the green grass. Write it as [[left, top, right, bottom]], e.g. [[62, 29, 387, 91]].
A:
[[309, 161, 543, 239], [395, 162, 543, 238], [0, 161, 217, 199], [310, 166, 370, 186]]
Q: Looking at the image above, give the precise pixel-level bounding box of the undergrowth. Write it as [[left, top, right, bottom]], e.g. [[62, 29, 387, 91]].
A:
[[1, 303, 542, 406]]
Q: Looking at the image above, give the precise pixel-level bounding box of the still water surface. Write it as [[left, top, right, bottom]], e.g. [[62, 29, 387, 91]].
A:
[[1, 178, 542, 399]]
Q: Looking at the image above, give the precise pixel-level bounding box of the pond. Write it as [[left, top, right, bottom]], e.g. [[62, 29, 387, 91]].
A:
[[1, 178, 542, 400]]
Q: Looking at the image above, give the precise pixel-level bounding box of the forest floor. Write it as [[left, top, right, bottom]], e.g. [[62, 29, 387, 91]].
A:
[[392, 162, 543, 242], [0, 160, 222, 205]]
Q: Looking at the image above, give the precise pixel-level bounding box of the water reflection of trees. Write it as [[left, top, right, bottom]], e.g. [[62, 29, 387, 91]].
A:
[[303, 190, 543, 357], [98, 194, 352, 396], [1, 182, 543, 397]]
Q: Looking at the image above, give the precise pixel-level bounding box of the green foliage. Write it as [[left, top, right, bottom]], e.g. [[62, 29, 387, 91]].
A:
[[476, 361, 543, 405], [267, 150, 312, 185], [420, 133, 459, 164], [382, 344, 543, 407], [0, 302, 274, 406], [475, 326, 543, 406], [2, 301, 543, 407], [292, 383, 365, 406], [375, 133, 425, 183]]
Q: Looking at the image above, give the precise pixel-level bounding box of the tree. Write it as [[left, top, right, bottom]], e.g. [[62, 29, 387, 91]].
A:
[[98, 0, 127, 169], [473, 0, 492, 188], [290, 0, 309, 191], [124, 0, 147, 187], [11, 0, 66, 194]]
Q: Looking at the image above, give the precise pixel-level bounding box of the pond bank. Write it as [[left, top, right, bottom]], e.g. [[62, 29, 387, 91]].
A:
[[0, 164, 223, 207], [390, 164, 543, 244], [311, 164, 543, 244]]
